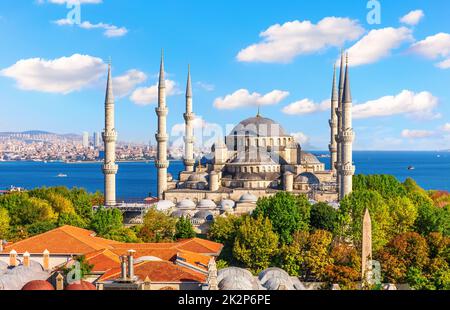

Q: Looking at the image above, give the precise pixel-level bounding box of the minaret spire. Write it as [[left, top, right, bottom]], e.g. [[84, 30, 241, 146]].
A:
[[329, 64, 338, 177], [335, 51, 345, 197], [339, 53, 355, 199], [155, 50, 170, 199], [102, 61, 118, 207], [184, 64, 195, 172]]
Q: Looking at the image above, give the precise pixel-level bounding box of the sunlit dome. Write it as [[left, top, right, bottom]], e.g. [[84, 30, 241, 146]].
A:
[[239, 192, 258, 203], [220, 200, 235, 211], [155, 200, 175, 211], [229, 115, 288, 137], [197, 199, 216, 209], [176, 199, 196, 210]]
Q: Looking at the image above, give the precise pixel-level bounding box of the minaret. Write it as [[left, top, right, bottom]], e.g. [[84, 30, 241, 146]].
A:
[[339, 53, 355, 198], [329, 64, 338, 176], [335, 52, 345, 197], [155, 50, 169, 199], [102, 61, 118, 207], [184, 65, 195, 172]]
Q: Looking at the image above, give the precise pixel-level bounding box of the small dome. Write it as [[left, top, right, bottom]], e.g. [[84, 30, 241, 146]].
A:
[[171, 209, 190, 218], [176, 199, 196, 210], [239, 192, 258, 203], [295, 172, 320, 185], [218, 267, 261, 290], [220, 200, 235, 211], [22, 280, 55, 291], [167, 173, 173, 182], [197, 199, 216, 209], [258, 267, 300, 290], [193, 210, 214, 221], [65, 280, 96, 291], [155, 200, 175, 211], [187, 173, 208, 183], [300, 152, 321, 164]]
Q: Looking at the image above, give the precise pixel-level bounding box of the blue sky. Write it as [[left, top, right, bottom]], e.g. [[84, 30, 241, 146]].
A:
[[0, 0, 449, 150]]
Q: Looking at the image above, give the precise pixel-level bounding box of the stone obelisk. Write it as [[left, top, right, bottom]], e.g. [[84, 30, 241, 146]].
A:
[[155, 51, 169, 199], [184, 65, 195, 172], [102, 62, 118, 207], [362, 208, 373, 283]]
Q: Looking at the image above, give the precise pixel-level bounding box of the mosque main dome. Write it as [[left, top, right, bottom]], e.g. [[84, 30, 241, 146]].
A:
[[229, 115, 288, 137]]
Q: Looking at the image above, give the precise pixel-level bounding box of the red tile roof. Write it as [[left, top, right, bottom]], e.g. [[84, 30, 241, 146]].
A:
[[98, 261, 206, 283], [2, 225, 119, 255]]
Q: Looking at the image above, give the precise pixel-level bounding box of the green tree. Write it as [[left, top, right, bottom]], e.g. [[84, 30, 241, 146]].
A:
[[233, 215, 279, 272], [338, 190, 392, 251], [310, 202, 337, 232], [90, 207, 123, 236], [208, 215, 242, 265], [175, 216, 196, 239], [388, 196, 418, 235], [138, 208, 176, 242], [62, 255, 94, 279], [253, 192, 310, 244], [353, 174, 407, 199], [26, 221, 57, 236], [0, 208, 10, 239], [302, 230, 334, 281]]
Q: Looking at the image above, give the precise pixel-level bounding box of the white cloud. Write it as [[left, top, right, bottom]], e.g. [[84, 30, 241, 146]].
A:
[[213, 89, 289, 110], [401, 129, 434, 139], [442, 123, 450, 132], [411, 33, 450, 58], [1, 54, 106, 94], [237, 17, 364, 63], [353, 90, 440, 120], [130, 80, 180, 105], [436, 58, 450, 69], [282, 99, 329, 115], [400, 10, 425, 26], [113, 70, 147, 98], [346, 27, 413, 66], [54, 19, 128, 37], [291, 132, 310, 145], [196, 81, 215, 92]]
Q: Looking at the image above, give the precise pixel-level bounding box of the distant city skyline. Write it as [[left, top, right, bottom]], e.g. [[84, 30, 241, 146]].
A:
[[0, 0, 449, 151]]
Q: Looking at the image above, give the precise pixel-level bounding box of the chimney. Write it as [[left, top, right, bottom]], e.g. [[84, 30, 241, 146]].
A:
[[23, 251, 30, 267], [56, 272, 64, 290], [43, 249, 50, 271], [120, 255, 127, 280], [127, 249, 136, 280], [9, 249, 17, 267]]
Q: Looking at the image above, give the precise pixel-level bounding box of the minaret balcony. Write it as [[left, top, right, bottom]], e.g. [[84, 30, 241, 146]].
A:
[[103, 163, 118, 174], [329, 144, 337, 152], [335, 134, 341, 143], [155, 107, 168, 116], [155, 160, 169, 169], [341, 130, 355, 143], [102, 130, 117, 143], [155, 133, 169, 142], [335, 107, 342, 117], [184, 159, 195, 166], [342, 164, 355, 176], [329, 119, 337, 128], [184, 113, 196, 122], [184, 137, 195, 144]]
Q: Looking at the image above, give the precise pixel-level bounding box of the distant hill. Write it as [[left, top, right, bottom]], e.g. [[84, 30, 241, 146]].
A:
[[0, 130, 81, 140]]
